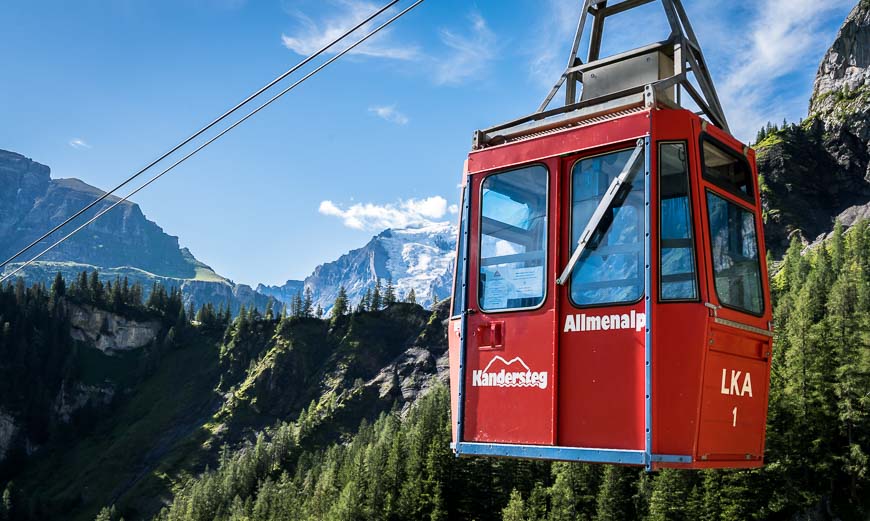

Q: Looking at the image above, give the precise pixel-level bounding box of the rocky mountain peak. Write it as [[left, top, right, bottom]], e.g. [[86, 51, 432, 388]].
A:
[[810, 2, 870, 130]]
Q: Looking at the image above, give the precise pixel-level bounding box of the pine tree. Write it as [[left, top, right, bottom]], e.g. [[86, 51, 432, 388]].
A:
[[501, 489, 525, 521], [315, 304, 324, 318], [50, 272, 65, 301], [405, 288, 417, 305], [384, 278, 396, 306], [290, 290, 303, 318], [371, 279, 382, 311], [429, 287, 439, 308], [265, 298, 274, 321], [648, 469, 691, 521], [332, 285, 349, 321], [302, 287, 313, 317], [595, 466, 637, 520]]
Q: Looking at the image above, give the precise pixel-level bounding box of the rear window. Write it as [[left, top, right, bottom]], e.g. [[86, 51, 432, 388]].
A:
[[702, 138, 754, 203], [706, 191, 764, 315]]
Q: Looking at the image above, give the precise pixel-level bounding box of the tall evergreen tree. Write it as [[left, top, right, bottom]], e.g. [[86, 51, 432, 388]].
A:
[[332, 285, 349, 321], [384, 278, 396, 306], [371, 279, 382, 311], [302, 287, 313, 318]]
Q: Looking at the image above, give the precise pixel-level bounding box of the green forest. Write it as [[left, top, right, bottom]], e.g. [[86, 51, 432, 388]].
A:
[[1, 221, 869, 521]]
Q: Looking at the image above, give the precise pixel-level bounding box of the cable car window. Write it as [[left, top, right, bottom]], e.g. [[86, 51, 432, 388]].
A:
[[570, 149, 644, 306], [706, 191, 764, 315], [702, 139, 754, 203], [659, 142, 698, 301], [478, 165, 548, 312], [451, 187, 468, 318]]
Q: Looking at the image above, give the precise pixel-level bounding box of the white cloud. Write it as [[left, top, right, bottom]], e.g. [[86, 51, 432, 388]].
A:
[[68, 138, 91, 150], [368, 104, 409, 125], [435, 12, 498, 85], [319, 196, 451, 230], [712, 0, 853, 140], [448, 204, 459, 214], [281, 0, 419, 61]]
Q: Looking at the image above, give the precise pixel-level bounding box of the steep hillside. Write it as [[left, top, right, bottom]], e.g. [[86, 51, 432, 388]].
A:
[[758, 2, 870, 255], [0, 150, 270, 314], [258, 222, 457, 312], [0, 273, 448, 521]]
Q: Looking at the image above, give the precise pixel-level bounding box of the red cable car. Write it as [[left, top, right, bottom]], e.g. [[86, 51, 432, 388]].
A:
[[448, 0, 773, 470]]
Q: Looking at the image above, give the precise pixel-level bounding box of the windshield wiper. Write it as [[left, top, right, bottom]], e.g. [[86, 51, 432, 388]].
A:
[[556, 138, 645, 286]]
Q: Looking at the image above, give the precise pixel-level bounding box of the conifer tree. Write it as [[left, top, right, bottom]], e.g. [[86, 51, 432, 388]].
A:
[[332, 285, 349, 321], [302, 287, 313, 317], [50, 272, 65, 301], [501, 489, 525, 521], [595, 466, 637, 520], [371, 279, 382, 310], [405, 288, 417, 305], [265, 298, 274, 321], [290, 290, 302, 318], [384, 278, 396, 306]]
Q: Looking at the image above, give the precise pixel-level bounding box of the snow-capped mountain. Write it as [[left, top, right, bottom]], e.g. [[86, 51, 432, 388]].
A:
[[257, 222, 458, 312]]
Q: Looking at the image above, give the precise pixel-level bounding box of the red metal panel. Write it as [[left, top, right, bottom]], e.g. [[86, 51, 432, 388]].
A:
[[558, 306, 646, 449], [696, 345, 768, 462]]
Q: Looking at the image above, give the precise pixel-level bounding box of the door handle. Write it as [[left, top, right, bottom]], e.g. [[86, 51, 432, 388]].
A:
[[476, 321, 505, 350]]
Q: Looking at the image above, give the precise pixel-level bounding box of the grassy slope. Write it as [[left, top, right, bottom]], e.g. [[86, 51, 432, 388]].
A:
[[16, 332, 222, 521]]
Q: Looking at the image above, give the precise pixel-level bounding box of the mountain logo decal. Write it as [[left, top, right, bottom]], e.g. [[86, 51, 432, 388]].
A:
[[472, 356, 548, 390]]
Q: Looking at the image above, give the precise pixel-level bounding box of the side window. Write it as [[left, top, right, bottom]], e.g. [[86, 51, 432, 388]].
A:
[[570, 149, 644, 306], [706, 191, 764, 315], [451, 187, 468, 317], [659, 142, 698, 300], [479, 165, 548, 312], [702, 139, 754, 203]]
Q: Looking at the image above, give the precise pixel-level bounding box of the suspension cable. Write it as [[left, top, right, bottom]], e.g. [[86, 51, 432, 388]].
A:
[[0, 0, 426, 285], [0, 0, 401, 271]]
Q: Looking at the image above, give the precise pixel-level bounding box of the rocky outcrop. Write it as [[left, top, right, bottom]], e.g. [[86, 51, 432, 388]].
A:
[[810, 2, 870, 134], [53, 382, 116, 424], [758, 2, 870, 255], [0, 410, 17, 463], [68, 303, 161, 354]]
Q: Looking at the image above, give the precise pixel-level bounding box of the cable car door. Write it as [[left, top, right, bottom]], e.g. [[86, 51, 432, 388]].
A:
[[556, 143, 647, 451], [463, 163, 556, 445], [695, 134, 772, 463]]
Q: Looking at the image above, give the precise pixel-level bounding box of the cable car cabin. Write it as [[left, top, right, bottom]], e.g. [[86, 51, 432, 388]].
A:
[[447, 0, 773, 471], [448, 106, 773, 470]]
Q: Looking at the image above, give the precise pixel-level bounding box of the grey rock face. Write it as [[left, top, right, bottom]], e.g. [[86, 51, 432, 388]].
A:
[[68, 303, 161, 354], [53, 382, 115, 424], [811, 2, 870, 134], [0, 150, 194, 278]]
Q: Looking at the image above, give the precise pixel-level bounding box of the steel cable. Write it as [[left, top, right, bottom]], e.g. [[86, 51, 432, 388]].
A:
[[0, 0, 426, 285], [0, 0, 401, 271]]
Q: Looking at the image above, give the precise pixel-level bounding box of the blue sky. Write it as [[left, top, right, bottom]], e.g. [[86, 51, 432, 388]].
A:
[[0, 0, 855, 286]]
